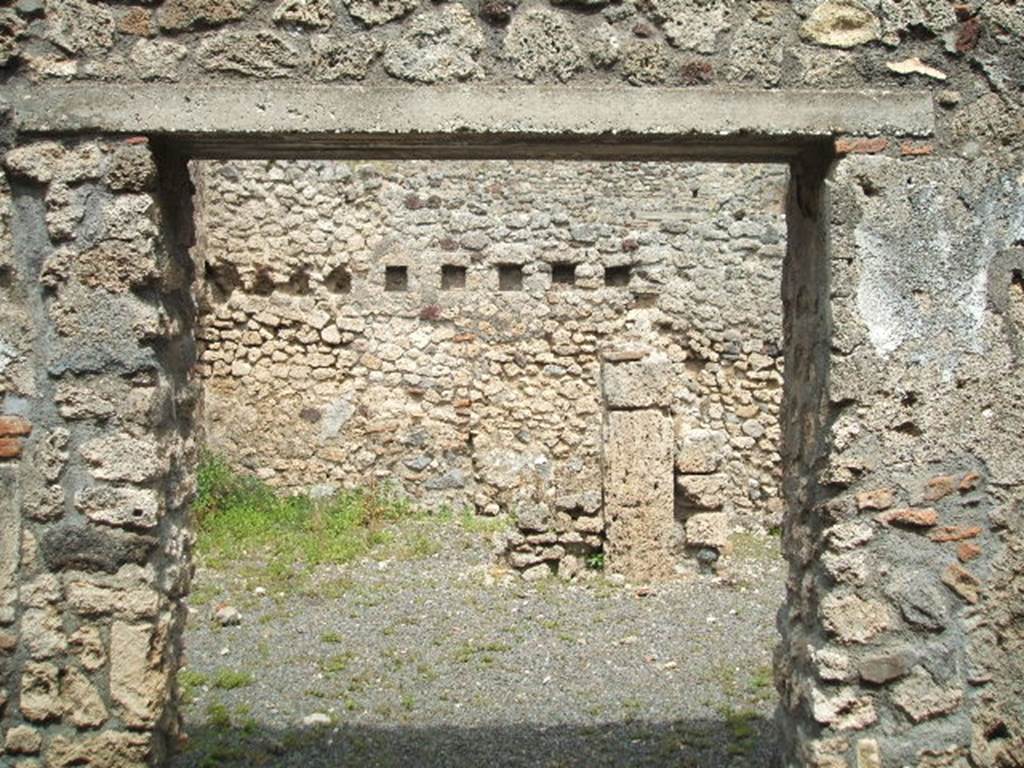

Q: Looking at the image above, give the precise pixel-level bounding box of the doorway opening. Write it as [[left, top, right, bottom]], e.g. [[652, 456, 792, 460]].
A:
[[174, 157, 793, 766]]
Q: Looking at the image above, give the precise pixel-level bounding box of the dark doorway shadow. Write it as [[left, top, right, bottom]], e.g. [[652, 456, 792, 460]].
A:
[[173, 714, 778, 767]]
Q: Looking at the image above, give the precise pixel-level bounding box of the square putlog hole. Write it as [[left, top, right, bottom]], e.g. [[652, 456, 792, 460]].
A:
[[551, 262, 577, 287], [605, 265, 632, 287], [385, 266, 409, 292], [442, 264, 467, 290], [498, 264, 524, 291]]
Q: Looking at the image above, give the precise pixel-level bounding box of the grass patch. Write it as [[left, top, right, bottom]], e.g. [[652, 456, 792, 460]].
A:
[[178, 668, 208, 704], [453, 640, 511, 665], [194, 453, 419, 568], [206, 701, 233, 728], [211, 669, 254, 690], [320, 651, 355, 674], [719, 705, 760, 756]]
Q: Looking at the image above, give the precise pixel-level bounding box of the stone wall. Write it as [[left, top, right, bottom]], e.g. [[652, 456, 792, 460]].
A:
[[194, 159, 789, 577], [0, 138, 200, 766], [1, 0, 1022, 765]]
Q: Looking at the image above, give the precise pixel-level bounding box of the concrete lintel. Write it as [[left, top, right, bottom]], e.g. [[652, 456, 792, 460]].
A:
[[8, 85, 933, 160]]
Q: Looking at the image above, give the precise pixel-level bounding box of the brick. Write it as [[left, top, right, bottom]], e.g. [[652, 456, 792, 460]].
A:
[[835, 137, 889, 155], [899, 141, 934, 156], [0, 415, 32, 437], [957, 542, 982, 562], [958, 471, 981, 492], [0, 437, 23, 459], [875, 507, 938, 528], [928, 525, 981, 543]]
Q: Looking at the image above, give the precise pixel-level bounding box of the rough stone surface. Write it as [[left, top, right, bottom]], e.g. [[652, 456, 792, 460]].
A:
[[0, 10, 26, 68], [110, 621, 167, 728], [196, 160, 788, 578], [820, 592, 892, 644], [274, 0, 336, 28], [157, 0, 256, 31], [604, 409, 674, 581], [196, 30, 300, 77], [1, 0, 1022, 762], [45, 0, 115, 54], [602, 357, 672, 409], [799, 0, 880, 48], [343, 0, 418, 27], [4, 724, 43, 754], [45, 731, 151, 768], [684, 512, 730, 550], [40, 523, 157, 573], [20, 662, 61, 722], [76, 486, 161, 530], [504, 9, 584, 83], [891, 667, 963, 723], [131, 39, 189, 83], [311, 34, 383, 80], [62, 667, 109, 728], [636, 0, 731, 52], [382, 6, 483, 83]]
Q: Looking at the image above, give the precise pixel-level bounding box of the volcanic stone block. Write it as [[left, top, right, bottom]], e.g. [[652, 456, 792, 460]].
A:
[[602, 357, 672, 410], [676, 473, 726, 509], [0, 469, 19, 621], [604, 409, 674, 581], [110, 621, 167, 728], [40, 523, 156, 573], [685, 512, 730, 550]]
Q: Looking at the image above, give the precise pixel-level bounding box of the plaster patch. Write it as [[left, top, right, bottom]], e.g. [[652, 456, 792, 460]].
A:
[[321, 396, 354, 438], [850, 158, 999, 364]]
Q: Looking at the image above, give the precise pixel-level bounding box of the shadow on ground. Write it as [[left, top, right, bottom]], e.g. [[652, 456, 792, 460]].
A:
[[173, 714, 778, 767]]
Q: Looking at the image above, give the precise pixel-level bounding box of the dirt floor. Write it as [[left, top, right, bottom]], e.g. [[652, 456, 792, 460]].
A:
[[172, 516, 785, 768]]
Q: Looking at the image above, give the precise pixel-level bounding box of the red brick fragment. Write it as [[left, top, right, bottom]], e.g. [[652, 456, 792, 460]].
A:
[[835, 137, 889, 155], [959, 472, 982, 492], [0, 438, 22, 459], [876, 507, 938, 528], [900, 142, 934, 156], [0, 415, 32, 438], [680, 59, 714, 86], [856, 488, 895, 511], [126, 136, 149, 145], [957, 542, 982, 562], [955, 17, 980, 53], [929, 525, 981, 543], [923, 475, 957, 502]]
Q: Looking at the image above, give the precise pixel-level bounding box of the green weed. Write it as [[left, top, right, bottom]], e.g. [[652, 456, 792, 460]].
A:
[[320, 652, 355, 674], [206, 701, 232, 728], [211, 669, 254, 690], [194, 453, 418, 569]]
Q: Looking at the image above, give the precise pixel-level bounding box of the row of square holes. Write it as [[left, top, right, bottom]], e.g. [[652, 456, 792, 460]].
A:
[[328, 263, 633, 294]]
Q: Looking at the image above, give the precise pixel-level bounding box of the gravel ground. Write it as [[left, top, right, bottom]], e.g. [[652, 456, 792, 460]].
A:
[[172, 517, 786, 768]]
